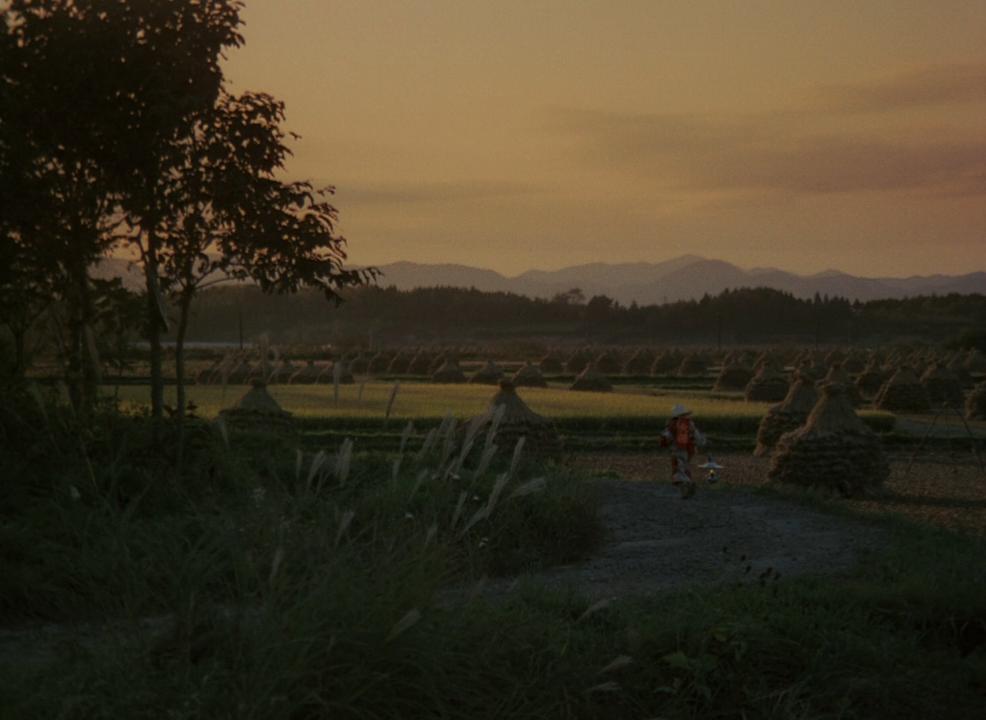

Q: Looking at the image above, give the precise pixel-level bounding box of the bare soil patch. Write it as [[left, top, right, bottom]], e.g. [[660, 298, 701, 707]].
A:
[[482, 453, 889, 600]]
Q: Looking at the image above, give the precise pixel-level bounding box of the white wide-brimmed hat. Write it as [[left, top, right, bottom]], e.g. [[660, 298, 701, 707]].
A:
[[671, 403, 692, 417]]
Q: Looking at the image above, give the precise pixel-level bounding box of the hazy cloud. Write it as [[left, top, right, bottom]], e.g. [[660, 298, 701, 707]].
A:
[[814, 61, 986, 113], [325, 179, 540, 206], [554, 107, 986, 197]]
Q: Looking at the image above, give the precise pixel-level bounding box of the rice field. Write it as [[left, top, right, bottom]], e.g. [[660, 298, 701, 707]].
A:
[[112, 381, 895, 428]]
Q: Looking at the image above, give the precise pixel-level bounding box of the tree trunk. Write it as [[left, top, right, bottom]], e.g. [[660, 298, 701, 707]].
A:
[[174, 289, 193, 470], [145, 229, 165, 430]]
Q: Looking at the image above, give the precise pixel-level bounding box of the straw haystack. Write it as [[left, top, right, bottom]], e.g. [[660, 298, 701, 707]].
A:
[[920, 363, 964, 408], [650, 350, 680, 375], [348, 353, 369, 375], [469, 360, 504, 385], [512, 361, 548, 388], [386, 352, 412, 375], [946, 354, 971, 385], [467, 381, 560, 457], [366, 351, 392, 375], [676, 352, 708, 377], [623, 348, 655, 374], [796, 359, 825, 383], [566, 348, 592, 374], [754, 374, 818, 457], [538, 350, 564, 374], [842, 353, 866, 374], [219, 381, 294, 434], [432, 357, 467, 383], [768, 383, 889, 496], [855, 359, 887, 397], [713, 362, 753, 392], [226, 359, 253, 384], [333, 360, 356, 384], [195, 362, 220, 385], [965, 382, 986, 420], [744, 362, 789, 402], [408, 351, 435, 376], [819, 365, 862, 406], [269, 359, 297, 384], [874, 366, 930, 413], [965, 349, 986, 374], [289, 360, 321, 384], [570, 362, 613, 392], [595, 350, 622, 375]]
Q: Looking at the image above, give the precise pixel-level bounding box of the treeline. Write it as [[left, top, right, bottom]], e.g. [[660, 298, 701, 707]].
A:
[[176, 284, 986, 347]]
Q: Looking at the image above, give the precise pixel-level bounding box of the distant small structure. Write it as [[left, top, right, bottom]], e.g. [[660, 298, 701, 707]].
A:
[[920, 363, 964, 408], [467, 381, 560, 458], [570, 361, 613, 392], [469, 360, 504, 385], [432, 357, 467, 383], [874, 366, 930, 413], [754, 373, 817, 457], [768, 383, 889, 496], [965, 381, 986, 420], [744, 360, 789, 402], [219, 380, 294, 434], [512, 361, 549, 388]]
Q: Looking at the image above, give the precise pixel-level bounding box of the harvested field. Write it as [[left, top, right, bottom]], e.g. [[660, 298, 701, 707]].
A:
[[572, 452, 986, 535], [482, 473, 888, 600]]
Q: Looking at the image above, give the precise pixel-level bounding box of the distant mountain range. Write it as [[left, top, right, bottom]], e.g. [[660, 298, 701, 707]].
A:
[[96, 255, 986, 304], [370, 256, 986, 304]]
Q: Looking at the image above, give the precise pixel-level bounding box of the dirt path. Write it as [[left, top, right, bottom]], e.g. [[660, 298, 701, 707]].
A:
[[484, 468, 887, 600]]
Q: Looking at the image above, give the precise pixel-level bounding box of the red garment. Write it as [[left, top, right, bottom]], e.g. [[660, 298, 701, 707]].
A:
[[661, 417, 697, 458]]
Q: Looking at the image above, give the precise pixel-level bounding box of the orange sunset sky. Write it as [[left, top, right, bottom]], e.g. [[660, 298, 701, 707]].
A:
[[222, 0, 986, 278]]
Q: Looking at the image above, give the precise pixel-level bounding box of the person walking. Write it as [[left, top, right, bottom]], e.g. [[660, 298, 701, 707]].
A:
[[660, 403, 706, 498]]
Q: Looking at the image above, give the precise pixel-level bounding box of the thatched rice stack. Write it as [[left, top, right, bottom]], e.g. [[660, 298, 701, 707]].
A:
[[920, 363, 964, 408], [469, 360, 504, 385], [538, 350, 564, 374], [432, 357, 467, 383], [219, 380, 294, 434], [842, 353, 866, 374], [570, 362, 613, 392], [623, 348, 655, 375], [744, 361, 789, 402], [386, 351, 412, 375], [366, 351, 392, 375], [946, 354, 971, 385], [855, 358, 887, 397], [595, 350, 623, 375], [754, 373, 818, 457], [512, 361, 548, 388], [965, 382, 986, 420], [767, 383, 889, 496], [964, 349, 986, 374], [226, 359, 254, 384], [467, 381, 560, 457], [566, 348, 592, 374], [713, 362, 753, 392], [269, 359, 297, 384], [336, 360, 356, 384], [650, 350, 680, 375], [289, 360, 321, 384], [348, 352, 369, 375], [796, 359, 825, 383], [819, 364, 862, 406], [874, 366, 930, 413], [676, 352, 708, 377], [408, 351, 435, 376], [195, 362, 221, 385]]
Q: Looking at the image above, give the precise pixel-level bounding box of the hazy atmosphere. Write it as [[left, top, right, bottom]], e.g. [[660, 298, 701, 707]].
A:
[[225, 0, 986, 277]]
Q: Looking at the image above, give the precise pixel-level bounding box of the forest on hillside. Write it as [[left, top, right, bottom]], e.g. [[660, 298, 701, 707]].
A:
[[172, 284, 986, 348]]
